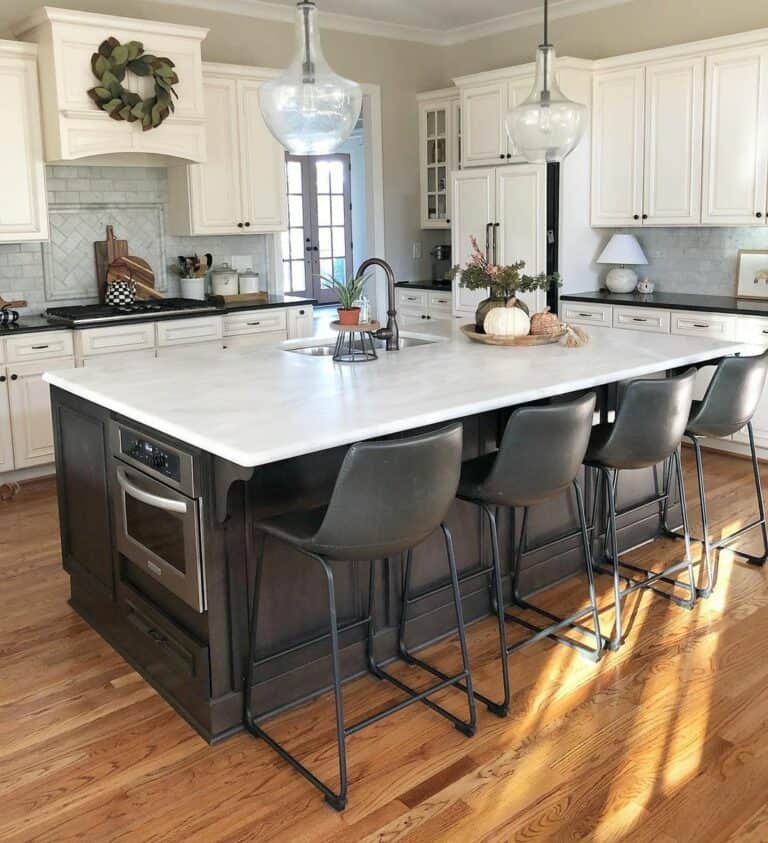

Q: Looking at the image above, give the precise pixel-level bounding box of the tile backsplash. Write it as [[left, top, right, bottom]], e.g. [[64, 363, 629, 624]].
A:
[[594, 226, 768, 296], [0, 165, 274, 314]]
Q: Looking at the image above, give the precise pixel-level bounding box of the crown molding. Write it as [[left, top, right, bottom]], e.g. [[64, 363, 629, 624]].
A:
[[135, 0, 632, 47]]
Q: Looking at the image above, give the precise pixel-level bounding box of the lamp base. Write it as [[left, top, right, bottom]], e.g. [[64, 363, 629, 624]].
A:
[[605, 267, 638, 293]]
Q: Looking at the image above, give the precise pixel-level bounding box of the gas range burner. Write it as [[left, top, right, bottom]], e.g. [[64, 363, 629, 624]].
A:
[[45, 298, 219, 326]]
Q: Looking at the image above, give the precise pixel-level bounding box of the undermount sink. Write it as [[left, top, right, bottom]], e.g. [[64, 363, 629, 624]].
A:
[[285, 336, 438, 356]]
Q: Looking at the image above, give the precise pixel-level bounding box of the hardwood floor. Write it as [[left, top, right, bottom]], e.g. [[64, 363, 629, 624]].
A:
[[2, 449, 768, 841]]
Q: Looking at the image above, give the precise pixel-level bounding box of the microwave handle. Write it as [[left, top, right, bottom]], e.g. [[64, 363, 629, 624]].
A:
[[116, 467, 188, 514]]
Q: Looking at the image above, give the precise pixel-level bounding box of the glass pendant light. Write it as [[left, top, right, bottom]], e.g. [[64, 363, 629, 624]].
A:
[[259, 0, 362, 155], [504, 0, 586, 163]]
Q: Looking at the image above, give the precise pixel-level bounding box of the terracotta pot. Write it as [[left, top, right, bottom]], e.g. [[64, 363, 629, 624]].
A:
[[337, 307, 361, 326], [474, 296, 529, 333]]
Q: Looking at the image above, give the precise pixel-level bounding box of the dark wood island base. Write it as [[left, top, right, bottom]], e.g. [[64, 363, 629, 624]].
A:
[[51, 385, 679, 743]]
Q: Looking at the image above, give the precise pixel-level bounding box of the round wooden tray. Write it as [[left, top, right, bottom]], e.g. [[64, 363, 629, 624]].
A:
[[331, 319, 380, 333], [461, 323, 567, 346]]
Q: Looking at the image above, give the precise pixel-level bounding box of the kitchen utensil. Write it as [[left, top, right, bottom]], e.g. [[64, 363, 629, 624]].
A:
[[94, 225, 129, 303], [238, 269, 261, 295], [211, 263, 239, 296]]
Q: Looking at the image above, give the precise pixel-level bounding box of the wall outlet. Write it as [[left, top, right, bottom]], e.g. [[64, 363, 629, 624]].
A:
[[412, 242, 423, 260]]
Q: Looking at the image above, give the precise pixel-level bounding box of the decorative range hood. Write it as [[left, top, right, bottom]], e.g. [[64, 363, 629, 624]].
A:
[[12, 7, 208, 165]]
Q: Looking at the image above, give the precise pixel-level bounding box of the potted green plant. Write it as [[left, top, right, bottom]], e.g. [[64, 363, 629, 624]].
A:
[[449, 236, 561, 331], [320, 272, 370, 325]]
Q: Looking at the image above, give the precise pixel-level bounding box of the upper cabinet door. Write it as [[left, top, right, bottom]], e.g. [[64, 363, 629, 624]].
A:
[[451, 169, 496, 315], [591, 67, 645, 227], [238, 80, 289, 232], [702, 47, 768, 225], [644, 57, 704, 225], [419, 99, 454, 229], [506, 76, 534, 162], [185, 77, 243, 235], [461, 82, 507, 167], [495, 165, 547, 313], [0, 47, 48, 242]]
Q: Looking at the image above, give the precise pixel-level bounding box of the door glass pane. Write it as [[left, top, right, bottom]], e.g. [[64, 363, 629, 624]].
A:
[[331, 195, 345, 225], [288, 195, 303, 226], [436, 138, 446, 163], [427, 110, 435, 137], [332, 226, 345, 255], [125, 495, 187, 574], [437, 109, 446, 135], [317, 194, 331, 227], [437, 195, 446, 218], [427, 168, 436, 192], [316, 160, 331, 194], [428, 195, 437, 219], [318, 227, 332, 257], [427, 140, 435, 165], [320, 258, 334, 278], [329, 161, 344, 194], [290, 227, 304, 258], [437, 166, 447, 192], [333, 258, 345, 279], [287, 160, 302, 194], [291, 260, 305, 290]]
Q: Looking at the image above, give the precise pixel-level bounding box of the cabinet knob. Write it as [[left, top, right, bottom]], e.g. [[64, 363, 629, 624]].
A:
[[421, 314, 426, 319], [427, 315, 432, 319], [506, 153, 512, 159], [757, 212, 764, 219], [446, 218, 451, 224], [642, 214, 648, 220], [0, 376, 5, 383], [633, 214, 640, 220], [499, 154, 505, 159], [244, 221, 251, 227], [10, 374, 17, 381], [237, 222, 244, 228]]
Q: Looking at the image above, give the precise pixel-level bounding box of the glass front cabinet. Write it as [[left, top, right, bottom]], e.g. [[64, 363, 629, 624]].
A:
[[418, 90, 460, 229]]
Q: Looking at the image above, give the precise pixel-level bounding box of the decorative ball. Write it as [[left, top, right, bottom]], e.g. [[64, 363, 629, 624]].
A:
[[530, 306, 561, 335], [484, 299, 531, 337]]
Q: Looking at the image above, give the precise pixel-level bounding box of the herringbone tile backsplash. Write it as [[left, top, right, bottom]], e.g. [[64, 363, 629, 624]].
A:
[[0, 166, 272, 314]]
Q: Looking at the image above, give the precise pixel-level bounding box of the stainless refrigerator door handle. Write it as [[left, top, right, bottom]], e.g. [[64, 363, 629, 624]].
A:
[[116, 468, 188, 514]]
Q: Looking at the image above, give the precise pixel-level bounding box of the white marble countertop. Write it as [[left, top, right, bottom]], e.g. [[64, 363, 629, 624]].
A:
[[44, 323, 751, 467]]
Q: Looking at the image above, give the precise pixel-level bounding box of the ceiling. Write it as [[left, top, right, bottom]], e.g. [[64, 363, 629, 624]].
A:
[[163, 0, 633, 45]]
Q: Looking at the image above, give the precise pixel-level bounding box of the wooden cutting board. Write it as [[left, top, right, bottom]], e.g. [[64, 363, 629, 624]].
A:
[[107, 257, 163, 300], [94, 225, 128, 303]]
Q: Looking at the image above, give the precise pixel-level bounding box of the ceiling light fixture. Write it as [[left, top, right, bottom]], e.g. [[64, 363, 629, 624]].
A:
[[504, 0, 586, 163], [259, 0, 362, 155]]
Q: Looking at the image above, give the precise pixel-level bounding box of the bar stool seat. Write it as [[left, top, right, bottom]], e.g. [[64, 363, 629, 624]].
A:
[[244, 423, 476, 812], [587, 368, 697, 650]]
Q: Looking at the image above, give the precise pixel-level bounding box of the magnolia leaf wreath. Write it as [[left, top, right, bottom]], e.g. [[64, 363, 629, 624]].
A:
[[87, 37, 179, 131]]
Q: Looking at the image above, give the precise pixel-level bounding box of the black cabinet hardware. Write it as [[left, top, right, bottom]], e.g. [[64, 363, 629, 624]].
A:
[[0, 376, 6, 383], [246, 322, 261, 326], [632, 317, 648, 322], [692, 323, 709, 328], [642, 214, 648, 219], [10, 374, 17, 380], [244, 221, 251, 227], [757, 212, 764, 219], [633, 214, 640, 220], [446, 218, 450, 224], [31, 345, 48, 350], [237, 222, 244, 228], [499, 154, 505, 159]]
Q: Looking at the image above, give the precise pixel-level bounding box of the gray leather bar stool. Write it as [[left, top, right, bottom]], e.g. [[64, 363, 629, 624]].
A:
[[244, 423, 476, 811], [664, 350, 768, 596], [586, 368, 697, 650], [398, 393, 601, 718]]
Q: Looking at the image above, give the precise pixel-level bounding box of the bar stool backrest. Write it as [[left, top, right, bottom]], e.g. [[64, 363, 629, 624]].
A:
[[482, 392, 596, 506], [688, 349, 768, 438], [598, 368, 696, 469], [312, 423, 464, 560]]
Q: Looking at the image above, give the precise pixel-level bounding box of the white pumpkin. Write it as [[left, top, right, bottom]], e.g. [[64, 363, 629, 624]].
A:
[[483, 299, 531, 337]]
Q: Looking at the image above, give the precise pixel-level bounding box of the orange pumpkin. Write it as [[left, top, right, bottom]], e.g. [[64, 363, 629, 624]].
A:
[[530, 306, 561, 336]]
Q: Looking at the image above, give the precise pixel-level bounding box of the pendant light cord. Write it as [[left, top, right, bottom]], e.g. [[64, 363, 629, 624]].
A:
[[301, 1, 315, 84], [543, 0, 550, 46]]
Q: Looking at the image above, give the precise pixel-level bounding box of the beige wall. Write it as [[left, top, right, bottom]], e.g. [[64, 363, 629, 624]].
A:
[[1, 0, 450, 284], [445, 0, 768, 78]]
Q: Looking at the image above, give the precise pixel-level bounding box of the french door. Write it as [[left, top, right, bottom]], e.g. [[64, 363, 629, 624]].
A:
[[281, 154, 354, 303]]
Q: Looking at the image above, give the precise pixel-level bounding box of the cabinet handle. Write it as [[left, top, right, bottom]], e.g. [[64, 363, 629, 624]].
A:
[[485, 222, 492, 260], [244, 221, 251, 227], [692, 323, 709, 328], [246, 321, 261, 326], [237, 222, 244, 228], [427, 315, 432, 320], [632, 317, 648, 322], [578, 312, 594, 318], [506, 153, 512, 159], [10, 374, 17, 381], [633, 214, 640, 220], [493, 222, 500, 265], [421, 314, 426, 319], [762, 329, 768, 334], [642, 214, 648, 220], [298, 309, 305, 315], [499, 154, 505, 159], [0, 376, 5, 383], [757, 212, 764, 219], [446, 218, 451, 223], [31, 344, 49, 350]]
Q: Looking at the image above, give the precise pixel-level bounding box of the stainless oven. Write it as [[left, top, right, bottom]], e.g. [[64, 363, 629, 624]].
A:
[[110, 421, 206, 612]]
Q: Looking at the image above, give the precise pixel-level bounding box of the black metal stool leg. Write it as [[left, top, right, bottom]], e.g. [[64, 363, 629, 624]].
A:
[[603, 468, 624, 651], [574, 479, 604, 661], [690, 435, 715, 597], [244, 553, 348, 811], [673, 446, 697, 609], [398, 549, 415, 664], [366, 560, 385, 679]]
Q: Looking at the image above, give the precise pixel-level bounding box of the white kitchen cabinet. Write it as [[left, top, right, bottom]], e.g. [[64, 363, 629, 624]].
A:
[[286, 306, 314, 340], [643, 57, 704, 225], [418, 91, 458, 229], [591, 67, 645, 227], [612, 305, 671, 334], [6, 331, 73, 364], [495, 166, 547, 313], [451, 165, 546, 318], [0, 42, 48, 242], [168, 63, 288, 235], [395, 288, 455, 334], [0, 372, 15, 472], [8, 357, 75, 469], [156, 316, 223, 347], [460, 82, 508, 167], [560, 302, 613, 328], [670, 310, 736, 341], [505, 76, 534, 162], [451, 169, 496, 316], [702, 46, 768, 225], [75, 322, 156, 359]]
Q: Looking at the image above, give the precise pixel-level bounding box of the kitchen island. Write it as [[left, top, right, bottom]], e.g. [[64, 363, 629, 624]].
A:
[[45, 324, 748, 741]]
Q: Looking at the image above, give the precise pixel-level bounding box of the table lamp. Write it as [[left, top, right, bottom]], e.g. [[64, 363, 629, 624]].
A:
[[597, 234, 648, 293]]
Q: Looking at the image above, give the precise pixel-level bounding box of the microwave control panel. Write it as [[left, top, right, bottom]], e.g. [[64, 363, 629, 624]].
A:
[[120, 429, 181, 483]]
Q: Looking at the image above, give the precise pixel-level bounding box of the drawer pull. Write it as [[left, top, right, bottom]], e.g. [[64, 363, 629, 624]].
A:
[[578, 312, 594, 318], [762, 330, 768, 335], [692, 323, 710, 328], [31, 344, 49, 350], [246, 321, 262, 326], [406, 296, 418, 301], [632, 317, 648, 322]]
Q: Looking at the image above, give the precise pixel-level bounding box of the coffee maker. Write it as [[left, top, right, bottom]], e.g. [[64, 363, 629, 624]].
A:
[[430, 244, 452, 282]]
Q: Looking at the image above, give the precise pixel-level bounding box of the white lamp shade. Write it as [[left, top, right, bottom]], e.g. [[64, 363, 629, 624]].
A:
[[597, 234, 648, 266]]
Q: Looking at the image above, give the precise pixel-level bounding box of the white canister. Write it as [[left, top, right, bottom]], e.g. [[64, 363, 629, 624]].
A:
[[180, 276, 206, 301], [211, 263, 239, 296], [239, 270, 261, 294]]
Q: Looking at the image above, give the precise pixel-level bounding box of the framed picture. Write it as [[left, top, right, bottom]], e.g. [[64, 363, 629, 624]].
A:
[[736, 249, 768, 300]]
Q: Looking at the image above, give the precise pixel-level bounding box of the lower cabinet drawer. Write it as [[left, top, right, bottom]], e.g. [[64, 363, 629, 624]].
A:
[[223, 309, 287, 337], [429, 291, 453, 314], [75, 323, 155, 357], [6, 330, 74, 363], [119, 583, 210, 696], [561, 302, 613, 327], [613, 306, 671, 334], [670, 311, 736, 340], [396, 289, 429, 310], [156, 316, 223, 346]]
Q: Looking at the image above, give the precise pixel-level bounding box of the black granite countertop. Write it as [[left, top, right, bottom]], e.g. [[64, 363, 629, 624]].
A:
[[560, 290, 768, 317], [0, 315, 70, 335], [395, 280, 452, 292]]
